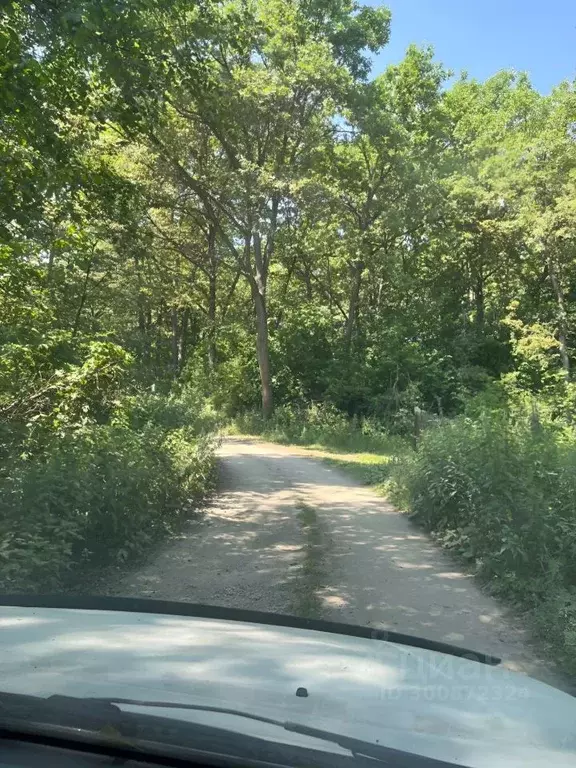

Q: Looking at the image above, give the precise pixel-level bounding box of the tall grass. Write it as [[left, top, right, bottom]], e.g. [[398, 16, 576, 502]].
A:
[[0, 394, 216, 592], [230, 403, 408, 455], [389, 400, 576, 670]]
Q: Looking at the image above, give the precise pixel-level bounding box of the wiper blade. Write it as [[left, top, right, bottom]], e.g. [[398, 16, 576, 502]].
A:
[[0, 692, 359, 768], [89, 696, 462, 767], [0, 692, 463, 767]]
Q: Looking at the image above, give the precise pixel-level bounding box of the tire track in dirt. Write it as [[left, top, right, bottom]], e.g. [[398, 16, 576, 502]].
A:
[[102, 436, 570, 691]]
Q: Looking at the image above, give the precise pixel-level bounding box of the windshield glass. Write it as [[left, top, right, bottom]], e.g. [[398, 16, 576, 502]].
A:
[[2, 1, 576, 767]]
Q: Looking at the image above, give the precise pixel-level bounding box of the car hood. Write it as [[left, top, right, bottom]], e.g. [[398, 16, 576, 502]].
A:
[[0, 604, 574, 768]]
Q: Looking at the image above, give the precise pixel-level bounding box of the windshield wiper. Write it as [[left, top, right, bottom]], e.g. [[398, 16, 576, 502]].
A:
[[88, 696, 459, 766], [0, 692, 464, 768]]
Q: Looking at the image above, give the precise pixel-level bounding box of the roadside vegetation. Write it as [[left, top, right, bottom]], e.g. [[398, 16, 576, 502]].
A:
[[234, 381, 576, 673], [0, 340, 216, 591], [3, 1, 576, 668], [394, 396, 576, 670]]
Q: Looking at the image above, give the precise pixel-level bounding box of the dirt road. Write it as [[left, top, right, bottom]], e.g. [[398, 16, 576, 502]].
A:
[[107, 437, 565, 688]]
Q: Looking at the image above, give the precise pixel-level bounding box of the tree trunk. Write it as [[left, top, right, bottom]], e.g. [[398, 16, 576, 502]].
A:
[[207, 225, 217, 372], [548, 255, 571, 379], [344, 260, 364, 354], [251, 232, 273, 418], [251, 281, 273, 418]]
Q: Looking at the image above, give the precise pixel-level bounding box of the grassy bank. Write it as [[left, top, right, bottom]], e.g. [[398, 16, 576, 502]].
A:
[[232, 400, 576, 675]]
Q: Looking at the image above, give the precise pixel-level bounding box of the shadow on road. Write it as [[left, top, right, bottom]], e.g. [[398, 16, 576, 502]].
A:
[[104, 438, 567, 688]]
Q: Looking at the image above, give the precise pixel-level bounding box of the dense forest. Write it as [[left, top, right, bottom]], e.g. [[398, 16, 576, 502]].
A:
[[3, 1, 576, 665]]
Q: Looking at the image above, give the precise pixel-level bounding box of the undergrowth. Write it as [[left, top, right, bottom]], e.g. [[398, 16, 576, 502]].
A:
[[230, 403, 409, 456], [387, 395, 576, 674], [0, 342, 216, 593]]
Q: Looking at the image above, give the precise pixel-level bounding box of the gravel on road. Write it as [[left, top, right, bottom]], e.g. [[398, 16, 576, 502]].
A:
[[104, 436, 568, 690]]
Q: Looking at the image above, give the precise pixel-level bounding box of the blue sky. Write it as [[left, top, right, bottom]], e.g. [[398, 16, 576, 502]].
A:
[[369, 0, 576, 93]]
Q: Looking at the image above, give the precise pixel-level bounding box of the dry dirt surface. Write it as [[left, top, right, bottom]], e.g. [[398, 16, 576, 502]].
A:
[[104, 436, 568, 690]]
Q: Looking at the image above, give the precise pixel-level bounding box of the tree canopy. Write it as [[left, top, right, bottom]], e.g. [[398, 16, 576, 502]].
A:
[[3, 0, 576, 426]]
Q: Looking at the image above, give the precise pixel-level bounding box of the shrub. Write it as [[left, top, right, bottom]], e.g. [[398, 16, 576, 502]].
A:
[[0, 420, 216, 592], [0, 312, 218, 592], [231, 403, 410, 456], [389, 395, 576, 670], [122, 389, 221, 434]]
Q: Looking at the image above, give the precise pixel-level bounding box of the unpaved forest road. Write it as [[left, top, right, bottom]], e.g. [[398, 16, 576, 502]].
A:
[[106, 437, 568, 690]]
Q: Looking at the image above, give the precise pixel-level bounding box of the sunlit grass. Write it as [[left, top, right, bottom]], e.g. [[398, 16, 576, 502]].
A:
[[225, 407, 412, 497], [306, 451, 402, 495]]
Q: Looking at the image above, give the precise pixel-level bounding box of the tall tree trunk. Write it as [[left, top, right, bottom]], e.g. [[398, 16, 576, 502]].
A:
[[207, 225, 217, 372], [548, 255, 571, 379], [251, 281, 273, 418], [344, 260, 364, 354], [251, 233, 273, 418]]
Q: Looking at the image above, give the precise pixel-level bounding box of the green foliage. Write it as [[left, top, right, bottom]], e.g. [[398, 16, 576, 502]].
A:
[[232, 402, 350, 445], [0, 411, 215, 592], [502, 304, 567, 393], [5, 0, 576, 678], [123, 388, 221, 435], [389, 394, 576, 670], [0, 337, 134, 460], [231, 402, 408, 455]]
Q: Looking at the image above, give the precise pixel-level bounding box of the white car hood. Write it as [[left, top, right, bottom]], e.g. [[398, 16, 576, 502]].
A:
[[0, 605, 574, 767]]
